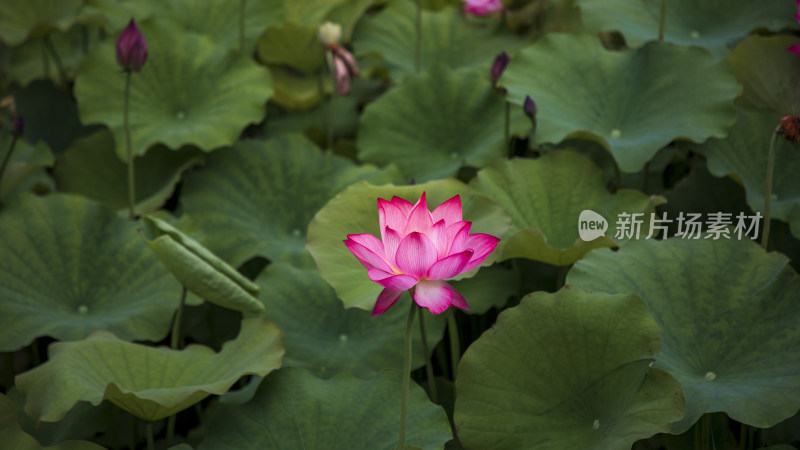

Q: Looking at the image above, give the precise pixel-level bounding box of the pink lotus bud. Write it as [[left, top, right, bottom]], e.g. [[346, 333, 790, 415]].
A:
[[116, 19, 148, 72], [491, 51, 509, 85], [523, 95, 537, 119], [463, 0, 504, 16], [344, 193, 500, 316]]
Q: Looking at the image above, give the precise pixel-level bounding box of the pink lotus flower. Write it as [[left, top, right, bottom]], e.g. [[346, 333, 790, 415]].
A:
[[463, 0, 504, 16], [790, 1, 800, 54], [116, 19, 148, 72], [345, 193, 500, 316]]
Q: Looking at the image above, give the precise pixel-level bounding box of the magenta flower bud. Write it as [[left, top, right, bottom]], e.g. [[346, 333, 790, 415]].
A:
[[116, 19, 148, 72], [523, 95, 537, 119], [491, 51, 510, 85], [11, 115, 24, 137], [463, 0, 504, 16]]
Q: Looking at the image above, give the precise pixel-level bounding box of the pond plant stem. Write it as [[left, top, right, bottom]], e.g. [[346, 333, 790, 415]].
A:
[[0, 132, 19, 197], [123, 71, 136, 219], [447, 310, 460, 379], [658, 0, 667, 42], [415, 0, 422, 73], [505, 101, 511, 157], [762, 127, 780, 249], [418, 308, 438, 404], [166, 286, 187, 445], [145, 420, 155, 450], [327, 52, 336, 150], [397, 301, 416, 449], [43, 34, 67, 87]]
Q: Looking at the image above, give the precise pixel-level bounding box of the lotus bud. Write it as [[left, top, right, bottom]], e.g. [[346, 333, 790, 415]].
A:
[[523, 95, 537, 119], [491, 51, 509, 85], [116, 19, 148, 72], [11, 115, 24, 137]]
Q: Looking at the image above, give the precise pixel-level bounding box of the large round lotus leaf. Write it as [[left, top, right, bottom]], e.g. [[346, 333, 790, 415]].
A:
[[0, 131, 53, 203], [197, 368, 452, 450], [449, 264, 519, 314], [0, 394, 105, 450], [74, 18, 273, 159], [5, 26, 96, 87], [80, 0, 156, 33], [140, 216, 265, 315], [256, 23, 325, 73], [358, 65, 530, 182], [469, 151, 656, 265], [52, 129, 202, 215], [179, 135, 401, 267], [499, 33, 741, 173], [352, 0, 525, 81], [578, 0, 793, 58], [306, 179, 511, 310], [159, 0, 282, 53], [256, 259, 445, 378], [729, 35, 800, 116], [0, 0, 99, 46], [454, 288, 685, 450], [16, 318, 284, 422], [567, 238, 800, 433], [0, 193, 180, 352], [688, 108, 800, 225]]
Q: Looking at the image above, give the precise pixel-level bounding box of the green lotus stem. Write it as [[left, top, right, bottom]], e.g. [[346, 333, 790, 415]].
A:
[[418, 308, 438, 404], [326, 51, 336, 150], [446, 310, 460, 379], [123, 71, 136, 219], [0, 133, 18, 200], [129, 414, 137, 450], [658, 0, 666, 42], [415, 0, 421, 72], [762, 127, 780, 249], [3, 353, 13, 391], [505, 101, 511, 157], [239, 0, 246, 53], [397, 301, 416, 449], [145, 420, 155, 450], [170, 286, 187, 349], [43, 34, 67, 87], [738, 423, 747, 450]]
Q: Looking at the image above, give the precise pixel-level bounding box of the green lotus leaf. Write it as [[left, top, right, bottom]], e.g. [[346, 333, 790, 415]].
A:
[[80, 0, 156, 33], [688, 108, 799, 227], [352, 0, 526, 81], [469, 151, 656, 265], [256, 23, 325, 72], [140, 215, 264, 315], [5, 388, 112, 447], [52, 129, 202, 215], [16, 318, 284, 422], [729, 35, 800, 116], [0, 393, 105, 450], [499, 33, 741, 173], [455, 288, 685, 449], [0, 193, 180, 352], [578, 0, 793, 58], [159, 0, 282, 53], [196, 368, 452, 450], [0, 0, 101, 47], [358, 64, 530, 182], [306, 179, 511, 311], [0, 131, 53, 203], [5, 26, 96, 86], [267, 64, 325, 110], [568, 238, 800, 433], [74, 18, 273, 158], [256, 258, 446, 378], [179, 134, 402, 267]]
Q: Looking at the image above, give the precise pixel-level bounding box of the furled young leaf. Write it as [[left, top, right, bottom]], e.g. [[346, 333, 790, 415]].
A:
[[306, 179, 510, 310], [0, 393, 104, 450], [499, 33, 741, 172], [469, 151, 656, 265], [74, 18, 273, 158], [352, 0, 525, 81], [0, 194, 180, 352], [358, 65, 530, 182], [52, 129, 202, 215], [568, 238, 800, 433], [197, 368, 452, 450], [140, 216, 264, 315], [257, 259, 445, 378], [179, 134, 401, 267], [455, 288, 684, 449], [16, 318, 283, 422], [578, 0, 793, 58]]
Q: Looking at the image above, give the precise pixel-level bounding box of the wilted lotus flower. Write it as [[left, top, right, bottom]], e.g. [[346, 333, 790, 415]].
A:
[[463, 0, 504, 16], [345, 193, 500, 315], [318, 21, 359, 95], [779, 115, 800, 143], [116, 19, 148, 72]]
